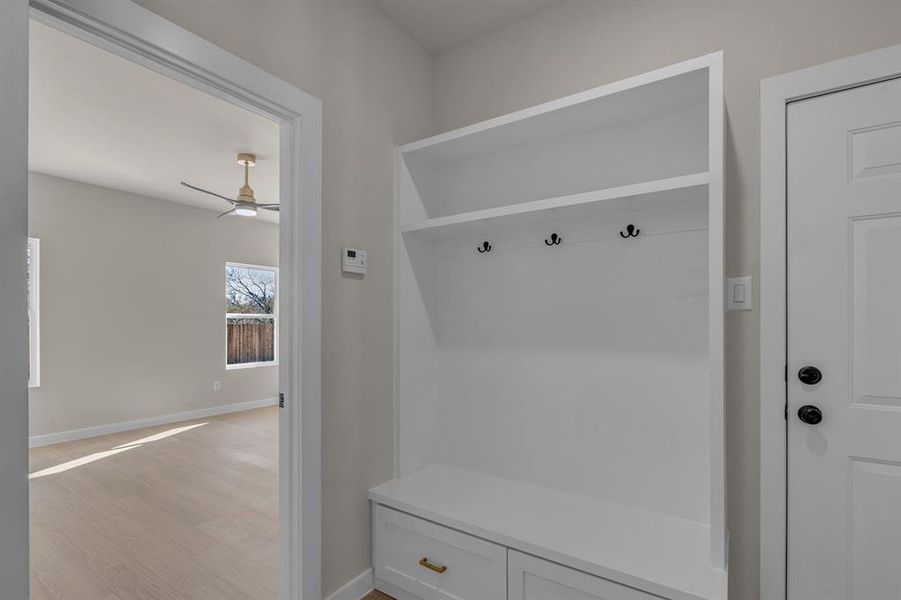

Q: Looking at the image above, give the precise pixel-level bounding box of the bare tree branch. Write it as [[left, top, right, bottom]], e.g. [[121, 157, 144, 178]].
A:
[[226, 266, 275, 313]]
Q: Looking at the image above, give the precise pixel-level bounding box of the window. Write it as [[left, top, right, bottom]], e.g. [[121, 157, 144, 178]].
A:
[[226, 263, 278, 369], [27, 238, 40, 388]]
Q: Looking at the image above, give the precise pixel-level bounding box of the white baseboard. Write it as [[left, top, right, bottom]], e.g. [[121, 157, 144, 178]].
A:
[[29, 397, 278, 448], [372, 578, 416, 600], [325, 568, 373, 600]]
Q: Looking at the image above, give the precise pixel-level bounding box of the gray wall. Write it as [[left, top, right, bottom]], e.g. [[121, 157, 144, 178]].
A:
[[28, 172, 279, 438], [0, 2, 29, 596], [130, 0, 433, 594], [430, 1, 901, 597]]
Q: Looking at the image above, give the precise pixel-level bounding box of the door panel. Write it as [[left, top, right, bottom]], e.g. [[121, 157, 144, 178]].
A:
[[850, 121, 901, 180], [851, 215, 901, 408], [788, 78, 901, 600], [850, 459, 901, 600]]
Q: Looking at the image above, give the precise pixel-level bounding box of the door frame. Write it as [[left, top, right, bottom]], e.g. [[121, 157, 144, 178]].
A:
[[3, 1, 323, 598], [760, 43, 901, 600]]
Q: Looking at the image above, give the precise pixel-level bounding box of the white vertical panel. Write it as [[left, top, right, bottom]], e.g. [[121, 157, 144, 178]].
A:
[[706, 52, 727, 569]]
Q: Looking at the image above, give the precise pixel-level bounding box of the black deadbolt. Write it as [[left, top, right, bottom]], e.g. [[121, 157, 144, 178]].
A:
[[798, 405, 823, 425], [798, 366, 822, 385]]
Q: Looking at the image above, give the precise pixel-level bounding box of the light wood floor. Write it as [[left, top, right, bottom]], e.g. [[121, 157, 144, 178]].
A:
[[30, 406, 278, 600]]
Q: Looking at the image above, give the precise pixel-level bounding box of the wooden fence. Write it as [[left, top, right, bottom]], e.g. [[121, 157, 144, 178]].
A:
[[227, 318, 275, 365]]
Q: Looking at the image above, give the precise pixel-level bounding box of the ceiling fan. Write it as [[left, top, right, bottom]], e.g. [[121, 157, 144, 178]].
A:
[[181, 153, 278, 218]]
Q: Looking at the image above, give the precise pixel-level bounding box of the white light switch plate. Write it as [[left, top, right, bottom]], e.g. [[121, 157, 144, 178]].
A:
[[726, 276, 752, 311]]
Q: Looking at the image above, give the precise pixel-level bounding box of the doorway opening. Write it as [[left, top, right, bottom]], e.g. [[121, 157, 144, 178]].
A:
[[27, 18, 283, 599], [0, 2, 324, 597]]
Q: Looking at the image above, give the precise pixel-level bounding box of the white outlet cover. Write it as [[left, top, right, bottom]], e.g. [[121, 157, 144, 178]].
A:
[[213, 381, 222, 392]]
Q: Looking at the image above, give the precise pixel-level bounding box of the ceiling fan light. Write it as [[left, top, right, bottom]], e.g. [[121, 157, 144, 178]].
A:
[[235, 206, 257, 217]]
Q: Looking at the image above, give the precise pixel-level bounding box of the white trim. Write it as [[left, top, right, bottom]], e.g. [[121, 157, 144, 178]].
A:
[[227, 260, 279, 271], [372, 578, 416, 600], [23, 2, 323, 599], [226, 360, 279, 371], [27, 237, 40, 389], [29, 397, 277, 448], [760, 43, 901, 600], [324, 568, 374, 600], [706, 51, 726, 570], [392, 148, 401, 480], [401, 172, 710, 234]]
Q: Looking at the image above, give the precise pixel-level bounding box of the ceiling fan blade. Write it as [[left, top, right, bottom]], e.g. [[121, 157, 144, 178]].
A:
[[256, 203, 280, 207], [217, 208, 237, 219], [260, 205, 280, 212], [181, 181, 238, 205]]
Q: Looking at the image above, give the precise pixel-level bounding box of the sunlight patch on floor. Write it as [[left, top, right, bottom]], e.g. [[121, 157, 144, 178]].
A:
[[29, 447, 136, 479], [113, 421, 208, 449], [30, 421, 209, 479]]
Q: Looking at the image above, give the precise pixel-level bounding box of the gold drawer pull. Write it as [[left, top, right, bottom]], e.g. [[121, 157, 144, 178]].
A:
[[419, 557, 447, 574]]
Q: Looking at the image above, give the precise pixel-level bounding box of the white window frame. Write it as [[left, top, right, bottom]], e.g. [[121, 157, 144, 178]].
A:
[[225, 261, 279, 370], [27, 237, 40, 388]]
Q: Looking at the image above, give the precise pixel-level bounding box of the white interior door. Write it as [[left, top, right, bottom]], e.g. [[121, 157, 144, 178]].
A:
[[788, 77, 901, 600]]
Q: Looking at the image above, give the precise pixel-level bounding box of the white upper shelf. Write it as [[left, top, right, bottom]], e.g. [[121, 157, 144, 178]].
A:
[[401, 172, 709, 240], [400, 54, 714, 169]]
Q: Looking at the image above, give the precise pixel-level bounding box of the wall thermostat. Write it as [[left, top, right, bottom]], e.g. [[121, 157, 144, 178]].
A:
[[342, 247, 367, 274]]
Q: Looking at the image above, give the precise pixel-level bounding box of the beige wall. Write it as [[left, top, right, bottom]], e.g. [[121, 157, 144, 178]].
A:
[[123, 1, 901, 597], [28, 172, 278, 437], [430, 2, 901, 598], [130, 0, 433, 594]]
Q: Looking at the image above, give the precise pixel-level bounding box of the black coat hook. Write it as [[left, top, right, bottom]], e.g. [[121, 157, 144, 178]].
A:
[[619, 224, 640, 238], [477, 241, 492, 253], [544, 233, 562, 246]]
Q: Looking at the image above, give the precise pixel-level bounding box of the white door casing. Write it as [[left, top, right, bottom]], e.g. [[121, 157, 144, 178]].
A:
[[0, 1, 323, 598], [787, 78, 901, 600]]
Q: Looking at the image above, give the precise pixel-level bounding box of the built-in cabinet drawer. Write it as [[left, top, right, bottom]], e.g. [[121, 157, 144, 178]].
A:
[[508, 551, 664, 600], [373, 504, 507, 600]]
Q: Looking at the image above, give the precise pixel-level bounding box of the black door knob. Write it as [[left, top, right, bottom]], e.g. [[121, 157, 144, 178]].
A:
[[798, 405, 823, 425], [798, 366, 822, 385]]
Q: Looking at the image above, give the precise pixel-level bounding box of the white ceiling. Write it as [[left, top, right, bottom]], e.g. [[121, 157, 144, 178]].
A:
[[371, 0, 564, 56], [29, 21, 280, 223]]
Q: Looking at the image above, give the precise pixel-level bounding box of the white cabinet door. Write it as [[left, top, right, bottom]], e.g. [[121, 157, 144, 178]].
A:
[[373, 504, 506, 600], [508, 551, 664, 600], [787, 77, 901, 599]]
